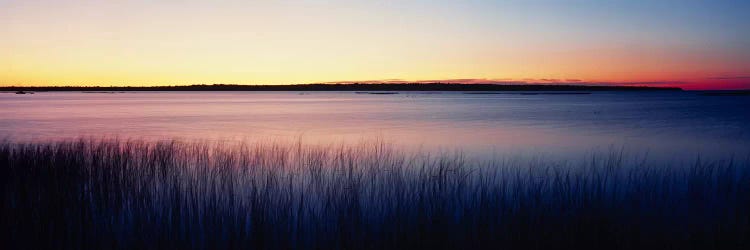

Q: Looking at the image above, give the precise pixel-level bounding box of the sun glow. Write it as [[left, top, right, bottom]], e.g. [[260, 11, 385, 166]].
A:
[[1, 1, 748, 90]]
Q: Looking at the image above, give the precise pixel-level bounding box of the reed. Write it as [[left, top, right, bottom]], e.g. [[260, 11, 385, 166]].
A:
[[1, 139, 748, 249]]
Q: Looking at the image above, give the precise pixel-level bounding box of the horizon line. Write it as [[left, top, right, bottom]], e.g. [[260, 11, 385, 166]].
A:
[[0, 82, 688, 92], [4, 77, 746, 90]]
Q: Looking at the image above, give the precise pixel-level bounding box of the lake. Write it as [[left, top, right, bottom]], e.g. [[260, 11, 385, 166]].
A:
[[1, 91, 748, 161]]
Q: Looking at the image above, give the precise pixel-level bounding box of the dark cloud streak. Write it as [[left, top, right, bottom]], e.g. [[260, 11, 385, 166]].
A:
[[706, 76, 750, 80]]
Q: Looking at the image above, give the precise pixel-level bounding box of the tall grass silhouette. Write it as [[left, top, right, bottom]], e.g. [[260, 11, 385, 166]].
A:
[[1, 139, 748, 249]]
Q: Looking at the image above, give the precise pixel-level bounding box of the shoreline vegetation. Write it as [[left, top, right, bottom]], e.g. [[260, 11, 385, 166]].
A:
[[1, 139, 747, 249], [0, 83, 682, 92]]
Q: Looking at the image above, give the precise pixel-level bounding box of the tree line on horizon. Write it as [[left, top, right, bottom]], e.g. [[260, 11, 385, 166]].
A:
[[0, 83, 682, 92]]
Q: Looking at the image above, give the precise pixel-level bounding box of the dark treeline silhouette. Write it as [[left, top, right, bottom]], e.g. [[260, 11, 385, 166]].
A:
[[0, 83, 682, 92], [1, 139, 747, 249]]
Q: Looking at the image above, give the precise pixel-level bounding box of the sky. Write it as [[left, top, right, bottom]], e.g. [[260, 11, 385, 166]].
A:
[[1, 0, 749, 90]]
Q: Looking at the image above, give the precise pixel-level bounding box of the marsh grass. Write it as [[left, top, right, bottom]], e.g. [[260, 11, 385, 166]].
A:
[[1, 139, 748, 249]]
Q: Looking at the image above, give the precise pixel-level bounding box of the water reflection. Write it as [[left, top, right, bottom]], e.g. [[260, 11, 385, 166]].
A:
[[1, 91, 748, 161]]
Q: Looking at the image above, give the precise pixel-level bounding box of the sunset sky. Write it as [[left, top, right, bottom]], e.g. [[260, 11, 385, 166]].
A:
[[1, 0, 749, 89]]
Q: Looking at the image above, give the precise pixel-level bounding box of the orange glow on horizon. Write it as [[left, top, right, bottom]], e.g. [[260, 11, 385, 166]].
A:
[[1, 1, 748, 90]]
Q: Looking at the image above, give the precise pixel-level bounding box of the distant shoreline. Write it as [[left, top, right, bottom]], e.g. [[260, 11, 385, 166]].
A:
[[0, 83, 682, 92]]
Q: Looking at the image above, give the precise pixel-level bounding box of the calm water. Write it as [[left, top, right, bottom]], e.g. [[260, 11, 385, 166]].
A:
[[2, 91, 749, 161]]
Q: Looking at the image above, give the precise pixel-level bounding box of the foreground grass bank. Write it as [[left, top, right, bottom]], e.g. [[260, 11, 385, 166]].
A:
[[1, 139, 748, 249]]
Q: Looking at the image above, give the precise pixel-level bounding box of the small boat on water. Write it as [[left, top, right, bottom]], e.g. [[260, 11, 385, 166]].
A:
[[15, 91, 34, 94]]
